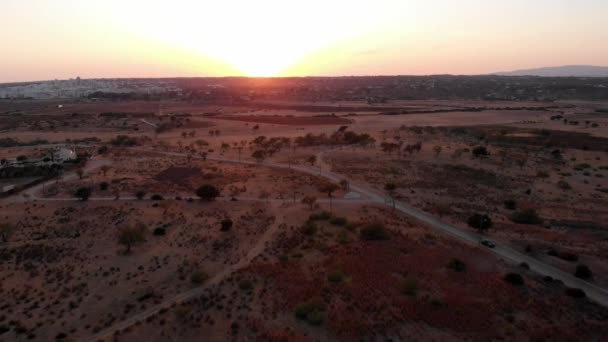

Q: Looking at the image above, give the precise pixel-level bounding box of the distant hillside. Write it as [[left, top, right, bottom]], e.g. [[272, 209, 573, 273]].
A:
[[495, 65, 608, 77]]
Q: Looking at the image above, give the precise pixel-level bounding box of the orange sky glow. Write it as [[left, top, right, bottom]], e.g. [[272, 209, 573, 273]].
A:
[[1, 0, 607, 82]]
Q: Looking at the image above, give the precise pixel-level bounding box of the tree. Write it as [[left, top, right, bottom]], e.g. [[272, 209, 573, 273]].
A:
[[384, 183, 397, 210], [252, 150, 266, 163], [118, 223, 146, 254], [220, 218, 233, 231], [196, 185, 220, 201], [135, 191, 146, 200], [472, 146, 489, 158], [0, 223, 14, 243], [75, 187, 92, 201], [301, 196, 317, 211], [100, 165, 111, 177], [380, 142, 399, 156], [339, 179, 349, 191], [319, 183, 340, 212], [433, 145, 442, 157], [360, 223, 390, 241], [467, 213, 492, 234], [307, 155, 317, 166], [510, 209, 543, 225], [575, 264, 592, 279]]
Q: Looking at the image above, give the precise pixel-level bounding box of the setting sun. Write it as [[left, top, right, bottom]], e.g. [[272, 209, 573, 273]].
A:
[[109, 0, 388, 76]]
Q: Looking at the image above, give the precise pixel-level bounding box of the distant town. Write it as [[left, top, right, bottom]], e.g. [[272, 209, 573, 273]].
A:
[[1, 75, 607, 102]]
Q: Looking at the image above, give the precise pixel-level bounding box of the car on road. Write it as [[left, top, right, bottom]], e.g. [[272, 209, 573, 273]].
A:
[[481, 239, 496, 248]]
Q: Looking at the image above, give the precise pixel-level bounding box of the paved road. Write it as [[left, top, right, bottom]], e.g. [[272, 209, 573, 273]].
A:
[[4, 147, 604, 341], [137, 148, 608, 307]]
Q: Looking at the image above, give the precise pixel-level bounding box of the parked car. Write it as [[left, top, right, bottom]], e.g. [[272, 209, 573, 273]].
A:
[[481, 239, 496, 248]]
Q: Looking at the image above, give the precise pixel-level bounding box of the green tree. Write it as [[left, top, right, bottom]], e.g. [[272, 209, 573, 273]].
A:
[[252, 150, 266, 163], [0, 223, 14, 243], [467, 213, 492, 234], [319, 183, 340, 212], [75, 187, 92, 201], [384, 183, 397, 210], [301, 196, 317, 211], [118, 223, 146, 254], [196, 184, 220, 201]]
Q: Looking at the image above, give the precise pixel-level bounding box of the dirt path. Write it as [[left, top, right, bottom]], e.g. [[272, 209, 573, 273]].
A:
[[83, 211, 283, 342]]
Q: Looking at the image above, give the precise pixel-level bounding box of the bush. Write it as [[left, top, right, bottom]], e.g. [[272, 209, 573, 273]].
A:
[[221, 218, 233, 232], [238, 279, 254, 291], [574, 264, 592, 279], [151, 194, 164, 201], [557, 180, 572, 190], [467, 214, 492, 232], [191, 271, 209, 284], [294, 300, 325, 326], [510, 209, 543, 225], [329, 216, 347, 226], [75, 187, 92, 201], [400, 278, 418, 296], [327, 271, 345, 283], [135, 191, 146, 200], [565, 288, 586, 298], [447, 258, 466, 272], [300, 220, 318, 236], [360, 223, 390, 241], [309, 211, 332, 221], [472, 146, 489, 158], [196, 184, 220, 201], [153, 227, 166, 236], [99, 182, 109, 191], [504, 199, 517, 210], [504, 273, 525, 286], [559, 252, 578, 262], [429, 296, 444, 307]]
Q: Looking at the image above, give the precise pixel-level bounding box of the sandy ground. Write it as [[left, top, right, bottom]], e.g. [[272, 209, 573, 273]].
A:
[[1, 99, 608, 341]]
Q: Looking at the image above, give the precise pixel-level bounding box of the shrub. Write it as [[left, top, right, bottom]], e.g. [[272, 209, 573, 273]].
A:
[[565, 288, 586, 298], [504, 199, 517, 210], [467, 214, 492, 232], [447, 258, 466, 272], [118, 224, 146, 253], [536, 170, 550, 178], [191, 271, 209, 284], [327, 271, 345, 283], [221, 218, 233, 232], [504, 273, 525, 286], [329, 216, 347, 226], [510, 209, 543, 225], [151, 194, 164, 201], [559, 252, 578, 262], [99, 182, 109, 191], [574, 264, 592, 279], [300, 221, 318, 236], [400, 278, 418, 296], [196, 185, 220, 201], [557, 180, 572, 190], [75, 187, 92, 201], [135, 191, 146, 200], [238, 279, 254, 291], [294, 300, 325, 326], [472, 146, 489, 158], [429, 296, 444, 307], [360, 223, 390, 241], [309, 211, 332, 221], [153, 227, 166, 236]]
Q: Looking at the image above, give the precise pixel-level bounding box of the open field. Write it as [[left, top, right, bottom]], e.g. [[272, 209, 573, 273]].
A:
[[1, 96, 608, 341]]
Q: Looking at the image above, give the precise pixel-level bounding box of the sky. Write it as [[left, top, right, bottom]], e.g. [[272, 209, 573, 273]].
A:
[[1, 0, 607, 82]]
